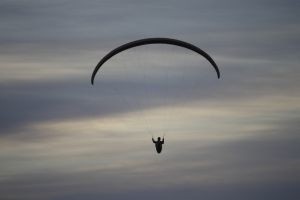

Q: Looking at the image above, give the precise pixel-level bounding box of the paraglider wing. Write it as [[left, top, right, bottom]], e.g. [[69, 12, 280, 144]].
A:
[[91, 38, 220, 85]]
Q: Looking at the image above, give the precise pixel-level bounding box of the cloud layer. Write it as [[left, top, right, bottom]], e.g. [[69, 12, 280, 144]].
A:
[[0, 0, 299, 199]]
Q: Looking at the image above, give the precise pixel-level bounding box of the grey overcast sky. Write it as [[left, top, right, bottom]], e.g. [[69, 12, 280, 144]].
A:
[[0, 0, 300, 199]]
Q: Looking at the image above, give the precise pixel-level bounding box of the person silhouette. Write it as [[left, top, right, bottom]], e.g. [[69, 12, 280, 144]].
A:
[[152, 137, 164, 154]]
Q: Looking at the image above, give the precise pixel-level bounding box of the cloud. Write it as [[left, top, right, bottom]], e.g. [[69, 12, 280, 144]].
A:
[[0, 115, 299, 200], [0, 0, 299, 199]]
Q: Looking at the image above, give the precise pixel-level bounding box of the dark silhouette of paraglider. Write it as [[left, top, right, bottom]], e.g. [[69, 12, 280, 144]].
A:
[[91, 37, 221, 154], [152, 137, 164, 154]]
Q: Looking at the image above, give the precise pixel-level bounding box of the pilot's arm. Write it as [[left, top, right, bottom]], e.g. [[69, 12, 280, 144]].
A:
[[152, 138, 156, 143], [162, 138, 164, 144]]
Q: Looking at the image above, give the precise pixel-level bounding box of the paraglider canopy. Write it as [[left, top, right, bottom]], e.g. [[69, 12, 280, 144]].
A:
[[91, 38, 220, 84]]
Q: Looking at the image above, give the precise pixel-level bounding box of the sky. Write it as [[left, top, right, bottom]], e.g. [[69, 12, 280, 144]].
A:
[[0, 0, 299, 199]]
